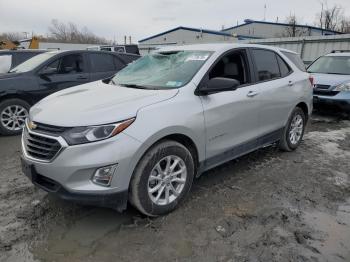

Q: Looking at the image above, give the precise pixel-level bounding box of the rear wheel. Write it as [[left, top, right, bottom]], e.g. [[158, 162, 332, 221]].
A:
[[279, 107, 306, 151], [0, 99, 30, 136], [130, 140, 195, 216]]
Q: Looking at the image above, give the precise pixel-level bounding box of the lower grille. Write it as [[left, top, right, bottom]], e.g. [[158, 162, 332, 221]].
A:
[[23, 127, 62, 161], [313, 90, 339, 97]]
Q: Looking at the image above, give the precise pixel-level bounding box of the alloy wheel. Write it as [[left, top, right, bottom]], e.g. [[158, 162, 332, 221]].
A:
[[0, 105, 28, 131], [147, 155, 187, 205], [289, 114, 303, 145]]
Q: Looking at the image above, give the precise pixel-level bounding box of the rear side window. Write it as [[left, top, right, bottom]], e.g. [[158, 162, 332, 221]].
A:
[[13, 52, 40, 67], [252, 49, 280, 81], [90, 53, 115, 72], [276, 55, 292, 77], [281, 51, 306, 71]]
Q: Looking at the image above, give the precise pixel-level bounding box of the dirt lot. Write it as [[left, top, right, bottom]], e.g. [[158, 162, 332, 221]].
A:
[[1, 111, 350, 262]]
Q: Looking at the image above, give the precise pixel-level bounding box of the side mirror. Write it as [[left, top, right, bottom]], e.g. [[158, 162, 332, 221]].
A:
[[40, 67, 57, 76], [198, 77, 240, 95]]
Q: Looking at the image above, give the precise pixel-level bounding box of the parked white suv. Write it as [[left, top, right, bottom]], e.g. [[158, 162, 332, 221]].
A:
[[21, 44, 312, 216]]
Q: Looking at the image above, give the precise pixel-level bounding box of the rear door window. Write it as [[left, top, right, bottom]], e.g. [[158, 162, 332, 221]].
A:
[[281, 51, 306, 71], [252, 49, 281, 81], [90, 53, 115, 72], [276, 55, 292, 77]]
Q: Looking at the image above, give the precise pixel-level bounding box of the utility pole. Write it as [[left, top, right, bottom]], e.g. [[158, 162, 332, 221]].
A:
[[264, 4, 267, 21]]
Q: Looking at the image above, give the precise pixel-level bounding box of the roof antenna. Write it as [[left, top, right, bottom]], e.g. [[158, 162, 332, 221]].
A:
[[264, 4, 267, 21]]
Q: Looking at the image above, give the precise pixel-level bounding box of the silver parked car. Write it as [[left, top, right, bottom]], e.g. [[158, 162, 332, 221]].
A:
[[21, 44, 313, 216]]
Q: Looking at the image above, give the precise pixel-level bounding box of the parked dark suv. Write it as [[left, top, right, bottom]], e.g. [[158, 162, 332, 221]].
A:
[[0, 50, 140, 135]]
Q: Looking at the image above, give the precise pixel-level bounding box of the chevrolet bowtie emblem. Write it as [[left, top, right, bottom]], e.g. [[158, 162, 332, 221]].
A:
[[28, 121, 37, 130]]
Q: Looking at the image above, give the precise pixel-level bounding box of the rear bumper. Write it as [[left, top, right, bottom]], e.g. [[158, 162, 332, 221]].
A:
[[21, 157, 128, 211], [313, 95, 350, 111]]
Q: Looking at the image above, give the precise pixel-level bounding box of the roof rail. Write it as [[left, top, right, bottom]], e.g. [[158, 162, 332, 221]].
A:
[[331, 50, 350, 53]]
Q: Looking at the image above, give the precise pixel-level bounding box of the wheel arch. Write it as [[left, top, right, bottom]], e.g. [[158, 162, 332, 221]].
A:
[[0, 92, 33, 105], [295, 101, 309, 121], [126, 129, 204, 190]]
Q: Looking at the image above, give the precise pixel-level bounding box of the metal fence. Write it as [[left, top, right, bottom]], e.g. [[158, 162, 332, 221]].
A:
[[242, 34, 350, 64]]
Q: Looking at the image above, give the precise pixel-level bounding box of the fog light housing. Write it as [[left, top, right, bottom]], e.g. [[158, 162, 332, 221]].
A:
[[92, 164, 118, 187]]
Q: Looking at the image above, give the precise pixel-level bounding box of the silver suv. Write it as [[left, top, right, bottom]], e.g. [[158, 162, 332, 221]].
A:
[[21, 44, 312, 216]]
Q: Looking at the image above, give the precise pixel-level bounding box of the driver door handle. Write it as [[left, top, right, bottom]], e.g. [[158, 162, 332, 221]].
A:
[[247, 90, 259, 97], [77, 75, 88, 80]]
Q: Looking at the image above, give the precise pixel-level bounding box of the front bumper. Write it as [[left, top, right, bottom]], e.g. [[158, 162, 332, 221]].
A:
[[21, 127, 143, 211], [313, 93, 350, 111], [21, 157, 128, 211]]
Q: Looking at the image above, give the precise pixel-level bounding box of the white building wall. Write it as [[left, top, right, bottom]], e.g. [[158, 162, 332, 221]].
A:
[[138, 29, 236, 54]]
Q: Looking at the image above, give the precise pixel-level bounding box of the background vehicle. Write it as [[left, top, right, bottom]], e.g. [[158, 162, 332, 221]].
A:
[[0, 49, 46, 73], [87, 44, 140, 55], [21, 44, 312, 216], [308, 51, 350, 111], [0, 50, 140, 135]]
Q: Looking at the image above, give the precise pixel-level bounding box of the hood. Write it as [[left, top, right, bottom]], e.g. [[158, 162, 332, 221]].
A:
[[311, 73, 350, 87], [30, 80, 179, 126]]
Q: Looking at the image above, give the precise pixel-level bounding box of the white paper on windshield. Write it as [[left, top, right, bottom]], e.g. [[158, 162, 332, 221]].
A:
[[185, 54, 209, 62], [0, 55, 12, 73]]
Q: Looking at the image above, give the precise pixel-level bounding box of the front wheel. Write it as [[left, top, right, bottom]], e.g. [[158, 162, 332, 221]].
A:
[[279, 107, 306, 151], [130, 140, 195, 216], [0, 99, 30, 136]]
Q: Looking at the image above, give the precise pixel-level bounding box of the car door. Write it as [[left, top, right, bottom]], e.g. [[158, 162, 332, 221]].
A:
[[36, 53, 90, 99], [88, 52, 123, 81], [249, 48, 296, 137], [199, 49, 261, 168]]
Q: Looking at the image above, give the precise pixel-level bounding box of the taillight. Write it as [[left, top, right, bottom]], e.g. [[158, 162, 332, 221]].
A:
[[308, 75, 314, 87]]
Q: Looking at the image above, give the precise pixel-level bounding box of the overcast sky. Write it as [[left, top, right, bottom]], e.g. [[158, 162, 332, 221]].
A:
[[0, 0, 349, 43]]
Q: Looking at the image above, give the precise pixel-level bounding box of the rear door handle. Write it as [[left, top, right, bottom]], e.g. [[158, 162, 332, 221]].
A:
[[247, 90, 259, 97], [288, 81, 294, 86]]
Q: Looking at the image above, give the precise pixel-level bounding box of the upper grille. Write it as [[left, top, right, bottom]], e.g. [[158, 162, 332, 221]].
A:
[[314, 84, 331, 90], [23, 127, 62, 161], [32, 122, 68, 136]]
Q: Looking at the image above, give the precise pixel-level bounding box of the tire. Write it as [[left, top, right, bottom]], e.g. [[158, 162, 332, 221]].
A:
[[0, 99, 30, 136], [130, 140, 195, 216], [279, 107, 306, 151]]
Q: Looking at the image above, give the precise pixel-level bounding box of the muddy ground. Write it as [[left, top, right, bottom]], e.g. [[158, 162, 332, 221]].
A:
[[0, 110, 350, 262]]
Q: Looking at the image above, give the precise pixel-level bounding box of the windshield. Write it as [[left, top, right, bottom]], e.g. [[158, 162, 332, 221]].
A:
[[112, 50, 212, 89], [9, 52, 57, 73], [308, 56, 350, 75]]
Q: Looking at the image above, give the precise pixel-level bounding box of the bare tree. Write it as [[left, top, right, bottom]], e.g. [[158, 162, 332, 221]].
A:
[[0, 32, 27, 42], [48, 19, 109, 44], [316, 1, 343, 31], [338, 17, 350, 33], [280, 15, 305, 37]]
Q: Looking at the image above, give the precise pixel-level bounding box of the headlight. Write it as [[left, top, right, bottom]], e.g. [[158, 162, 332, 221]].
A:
[[63, 118, 135, 145], [334, 82, 350, 92]]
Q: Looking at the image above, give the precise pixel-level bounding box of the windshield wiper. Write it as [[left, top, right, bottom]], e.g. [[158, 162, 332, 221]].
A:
[[119, 83, 155, 90], [325, 72, 347, 75]]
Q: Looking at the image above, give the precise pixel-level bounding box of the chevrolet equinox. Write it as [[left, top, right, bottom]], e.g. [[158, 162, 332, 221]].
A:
[[21, 44, 313, 216]]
